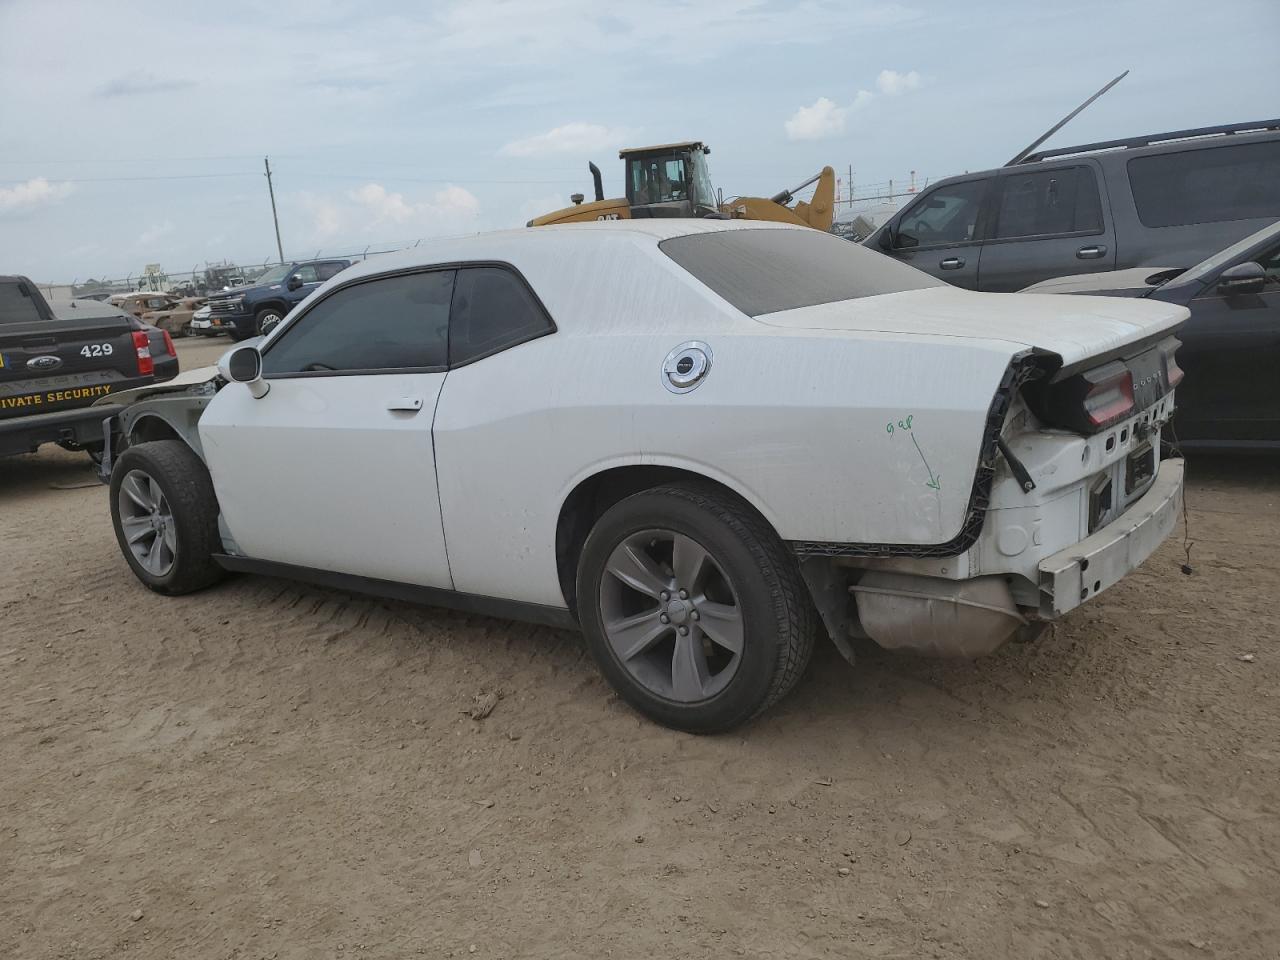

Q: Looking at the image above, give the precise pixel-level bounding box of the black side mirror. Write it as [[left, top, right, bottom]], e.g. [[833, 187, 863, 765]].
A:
[[1217, 261, 1266, 296], [286, 275, 304, 291], [878, 224, 894, 250]]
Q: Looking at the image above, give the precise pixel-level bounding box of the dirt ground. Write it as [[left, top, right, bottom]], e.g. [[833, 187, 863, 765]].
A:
[[2, 336, 1278, 959]]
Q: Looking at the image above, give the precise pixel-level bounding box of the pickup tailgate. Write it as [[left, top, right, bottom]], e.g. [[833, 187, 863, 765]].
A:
[[1, 312, 142, 419]]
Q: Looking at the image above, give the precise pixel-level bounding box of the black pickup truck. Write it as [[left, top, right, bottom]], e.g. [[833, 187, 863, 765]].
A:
[[1, 276, 178, 459]]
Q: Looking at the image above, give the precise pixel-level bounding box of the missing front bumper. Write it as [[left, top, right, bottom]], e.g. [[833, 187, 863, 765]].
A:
[[1038, 458, 1184, 617]]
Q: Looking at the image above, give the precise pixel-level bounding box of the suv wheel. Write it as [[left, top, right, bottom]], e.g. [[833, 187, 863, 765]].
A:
[[576, 483, 817, 733], [109, 440, 225, 595]]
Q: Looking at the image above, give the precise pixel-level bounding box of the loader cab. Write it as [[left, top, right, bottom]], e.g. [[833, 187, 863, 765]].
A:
[[621, 142, 720, 218]]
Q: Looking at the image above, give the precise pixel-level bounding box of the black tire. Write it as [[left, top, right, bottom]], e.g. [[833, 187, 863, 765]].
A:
[[109, 440, 225, 595], [576, 483, 817, 733], [253, 307, 283, 337]]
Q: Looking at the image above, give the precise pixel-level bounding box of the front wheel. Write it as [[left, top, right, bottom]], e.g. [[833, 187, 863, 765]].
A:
[[254, 307, 283, 336], [576, 483, 817, 733], [109, 440, 226, 595]]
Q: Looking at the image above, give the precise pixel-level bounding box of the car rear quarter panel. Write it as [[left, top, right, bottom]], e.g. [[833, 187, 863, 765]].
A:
[[431, 238, 1017, 607]]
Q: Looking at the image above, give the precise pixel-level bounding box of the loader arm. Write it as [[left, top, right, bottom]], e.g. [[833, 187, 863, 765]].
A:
[[719, 166, 835, 232]]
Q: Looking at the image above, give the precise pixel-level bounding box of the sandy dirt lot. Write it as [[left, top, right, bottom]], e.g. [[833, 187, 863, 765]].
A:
[[2, 336, 1278, 959]]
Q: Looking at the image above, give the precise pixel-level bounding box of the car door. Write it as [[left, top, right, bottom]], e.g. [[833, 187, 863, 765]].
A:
[[978, 163, 1116, 292], [1173, 240, 1280, 444], [880, 177, 992, 289], [285, 263, 321, 307], [198, 268, 456, 587]]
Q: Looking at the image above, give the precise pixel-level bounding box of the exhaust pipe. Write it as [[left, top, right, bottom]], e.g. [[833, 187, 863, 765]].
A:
[[589, 162, 604, 202]]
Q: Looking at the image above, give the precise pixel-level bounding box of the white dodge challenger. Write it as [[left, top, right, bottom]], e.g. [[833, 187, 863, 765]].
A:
[[99, 221, 1187, 732]]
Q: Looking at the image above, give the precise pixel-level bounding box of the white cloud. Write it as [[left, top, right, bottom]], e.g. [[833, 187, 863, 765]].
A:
[[875, 68, 922, 95], [499, 122, 637, 158], [784, 68, 922, 140], [784, 90, 873, 141], [138, 220, 175, 246], [294, 182, 482, 246], [0, 177, 74, 215]]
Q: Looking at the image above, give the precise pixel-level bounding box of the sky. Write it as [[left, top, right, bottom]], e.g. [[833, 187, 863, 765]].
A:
[[1, 0, 1277, 283]]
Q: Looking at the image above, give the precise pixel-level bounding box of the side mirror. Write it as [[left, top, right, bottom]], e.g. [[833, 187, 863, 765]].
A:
[[217, 343, 269, 399], [1217, 261, 1266, 296], [286, 275, 304, 291], [877, 224, 894, 250]]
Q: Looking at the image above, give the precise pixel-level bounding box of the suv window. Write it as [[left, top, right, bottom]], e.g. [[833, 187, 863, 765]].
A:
[[316, 261, 348, 281], [994, 166, 1102, 239], [661, 227, 942, 317], [262, 270, 453, 376], [895, 179, 988, 248], [449, 266, 555, 366], [1128, 140, 1280, 228], [293, 265, 320, 284]]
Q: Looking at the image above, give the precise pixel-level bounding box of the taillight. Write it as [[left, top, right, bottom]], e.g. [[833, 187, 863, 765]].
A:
[[1082, 364, 1135, 428], [161, 329, 177, 357], [1163, 345, 1184, 388], [132, 330, 154, 376]]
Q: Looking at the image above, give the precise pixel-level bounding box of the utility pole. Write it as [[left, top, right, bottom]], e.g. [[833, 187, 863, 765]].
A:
[[264, 156, 284, 263]]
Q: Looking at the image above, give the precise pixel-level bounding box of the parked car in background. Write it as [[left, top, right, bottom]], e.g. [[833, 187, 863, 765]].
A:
[[141, 296, 207, 338], [205, 259, 352, 340], [1, 276, 177, 460], [97, 222, 1185, 732], [189, 303, 219, 336], [110, 291, 180, 320], [1024, 219, 1280, 449], [866, 119, 1280, 292]]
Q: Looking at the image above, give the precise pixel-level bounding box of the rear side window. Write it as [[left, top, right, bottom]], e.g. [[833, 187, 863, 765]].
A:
[[0, 281, 48, 325], [994, 166, 1102, 239], [316, 261, 348, 281], [660, 228, 942, 317], [262, 270, 453, 375], [449, 266, 555, 366], [1128, 141, 1280, 227]]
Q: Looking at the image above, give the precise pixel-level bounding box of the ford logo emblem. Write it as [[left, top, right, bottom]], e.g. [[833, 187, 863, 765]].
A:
[[27, 355, 62, 371]]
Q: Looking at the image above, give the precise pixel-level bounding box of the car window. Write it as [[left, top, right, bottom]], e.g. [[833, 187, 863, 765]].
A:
[[1128, 140, 1280, 228], [895, 179, 988, 248], [294, 265, 320, 284], [448, 266, 555, 366], [261, 270, 453, 376], [994, 166, 1102, 240], [662, 227, 943, 317], [316, 262, 348, 281]]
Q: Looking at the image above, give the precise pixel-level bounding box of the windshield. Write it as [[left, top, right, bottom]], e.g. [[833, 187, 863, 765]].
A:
[[251, 264, 293, 287], [661, 228, 942, 317], [689, 150, 718, 209], [1166, 222, 1280, 289]]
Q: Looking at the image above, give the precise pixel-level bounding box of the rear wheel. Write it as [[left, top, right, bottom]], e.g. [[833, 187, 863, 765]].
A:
[[109, 440, 225, 595], [576, 483, 817, 733]]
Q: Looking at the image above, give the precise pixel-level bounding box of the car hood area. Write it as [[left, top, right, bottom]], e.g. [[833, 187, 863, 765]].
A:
[[755, 286, 1188, 368]]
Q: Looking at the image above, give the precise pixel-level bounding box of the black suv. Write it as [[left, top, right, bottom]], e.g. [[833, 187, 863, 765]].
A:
[[866, 119, 1280, 292], [206, 259, 351, 339]]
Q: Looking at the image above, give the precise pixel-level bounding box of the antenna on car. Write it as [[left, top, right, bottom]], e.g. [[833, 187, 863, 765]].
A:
[[1005, 70, 1129, 167]]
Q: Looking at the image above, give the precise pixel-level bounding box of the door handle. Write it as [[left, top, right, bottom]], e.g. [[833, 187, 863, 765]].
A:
[[939, 257, 966, 270], [1076, 245, 1107, 260], [386, 397, 424, 412]]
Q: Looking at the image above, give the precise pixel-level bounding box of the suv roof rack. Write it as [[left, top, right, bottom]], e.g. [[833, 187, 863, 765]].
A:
[[1013, 119, 1280, 165]]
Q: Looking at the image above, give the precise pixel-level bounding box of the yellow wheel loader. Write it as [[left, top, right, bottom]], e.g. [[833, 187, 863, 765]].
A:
[[527, 141, 835, 232]]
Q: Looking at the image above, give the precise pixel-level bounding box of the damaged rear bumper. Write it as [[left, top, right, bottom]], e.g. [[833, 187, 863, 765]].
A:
[[1037, 457, 1184, 617]]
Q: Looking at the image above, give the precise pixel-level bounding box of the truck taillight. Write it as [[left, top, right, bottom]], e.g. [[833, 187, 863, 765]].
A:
[[1083, 367, 1135, 427], [132, 330, 154, 376], [161, 329, 177, 357]]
